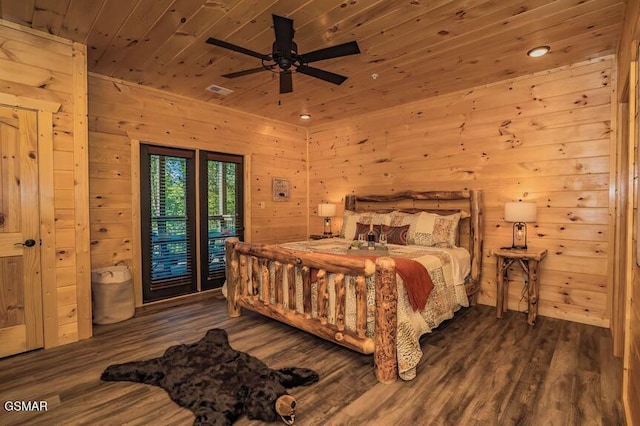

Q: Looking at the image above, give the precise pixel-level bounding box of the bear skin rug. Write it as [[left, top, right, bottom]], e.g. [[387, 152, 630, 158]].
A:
[[101, 328, 319, 425]]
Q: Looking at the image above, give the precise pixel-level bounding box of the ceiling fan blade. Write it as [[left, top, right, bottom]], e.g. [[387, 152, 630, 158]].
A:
[[296, 65, 347, 85], [222, 67, 270, 78], [273, 14, 294, 59], [206, 37, 270, 61], [280, 71, 293, 93], [298, 41, 360, 63]]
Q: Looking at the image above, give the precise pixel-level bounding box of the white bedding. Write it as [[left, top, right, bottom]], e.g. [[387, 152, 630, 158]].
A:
[[383, 243, 471, 286], [278, 238, 471, 380]]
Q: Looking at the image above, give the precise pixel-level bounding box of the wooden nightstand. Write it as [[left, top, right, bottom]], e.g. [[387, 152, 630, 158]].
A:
[[309, 234, 333, 240], [492, 247, 548, 325]]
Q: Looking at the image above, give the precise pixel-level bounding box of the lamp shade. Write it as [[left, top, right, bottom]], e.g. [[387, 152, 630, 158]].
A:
[[504, 201, 537, 222], [318, 203, 336, 217]]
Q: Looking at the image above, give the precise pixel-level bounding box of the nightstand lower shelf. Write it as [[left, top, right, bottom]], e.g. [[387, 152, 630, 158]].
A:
[[492, 248, 548, 325]]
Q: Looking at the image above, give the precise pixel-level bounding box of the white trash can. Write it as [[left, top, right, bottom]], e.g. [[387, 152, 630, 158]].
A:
[[91, 266, 135, 325]]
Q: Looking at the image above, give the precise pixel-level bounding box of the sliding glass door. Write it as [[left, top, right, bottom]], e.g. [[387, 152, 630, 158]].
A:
[[199, 151, 244, 290]]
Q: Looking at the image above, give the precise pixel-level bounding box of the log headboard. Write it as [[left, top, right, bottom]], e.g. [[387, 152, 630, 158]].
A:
[[344, 189, 484, 292]]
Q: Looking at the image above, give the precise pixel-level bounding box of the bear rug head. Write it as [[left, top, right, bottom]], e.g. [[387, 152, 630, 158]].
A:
[[101, 328, 319, 426]]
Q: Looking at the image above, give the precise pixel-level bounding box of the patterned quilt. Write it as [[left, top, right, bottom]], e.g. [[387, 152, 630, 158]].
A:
[[278, 238, 469, 380]]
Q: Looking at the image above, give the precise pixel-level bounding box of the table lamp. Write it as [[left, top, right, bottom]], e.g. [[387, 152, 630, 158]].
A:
[[504, 201, 537, 249], [318, 203, 336, 236]]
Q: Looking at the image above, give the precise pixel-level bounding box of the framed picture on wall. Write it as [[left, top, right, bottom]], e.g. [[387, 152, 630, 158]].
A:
[[272, 177, 290, 201]]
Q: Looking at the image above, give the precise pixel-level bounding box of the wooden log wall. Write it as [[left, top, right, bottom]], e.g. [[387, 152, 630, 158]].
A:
[[0, 21, 91, 347], [308, 57, 615, 328], [87, 74, 307, 305]]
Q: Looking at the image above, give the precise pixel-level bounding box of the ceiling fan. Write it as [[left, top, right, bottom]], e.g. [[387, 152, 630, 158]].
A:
[[206, 14, 361, 94]]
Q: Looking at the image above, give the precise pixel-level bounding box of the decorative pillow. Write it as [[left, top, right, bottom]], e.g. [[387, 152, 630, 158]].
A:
[[354, 222, 382, 241], [389, 211, 418, 227], [388, 211, 419, 244], [358, 212, 391, 226], [341, 211, 390, 239], [381, 224, 409, 245], [410, 212, 461, 248], [340, 210, 361, 239]]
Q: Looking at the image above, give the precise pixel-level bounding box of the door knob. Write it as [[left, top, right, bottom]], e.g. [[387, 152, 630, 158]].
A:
[[15, 239, 37, 248]]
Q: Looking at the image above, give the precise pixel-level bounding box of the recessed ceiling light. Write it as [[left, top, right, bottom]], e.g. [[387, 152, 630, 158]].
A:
[[299, 113, 311, 120], [527, 46, 550, 58]]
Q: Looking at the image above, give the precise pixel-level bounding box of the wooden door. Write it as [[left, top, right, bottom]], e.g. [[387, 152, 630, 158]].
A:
[[0, 106, 42, 358]]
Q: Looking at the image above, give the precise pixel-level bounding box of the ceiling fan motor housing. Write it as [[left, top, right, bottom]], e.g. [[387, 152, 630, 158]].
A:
[[272, 41, 298, 70]]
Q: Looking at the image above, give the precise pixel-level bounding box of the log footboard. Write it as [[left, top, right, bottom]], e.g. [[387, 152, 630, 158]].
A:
[[224, 189, 483, 384], [225, 237, 399, 384]]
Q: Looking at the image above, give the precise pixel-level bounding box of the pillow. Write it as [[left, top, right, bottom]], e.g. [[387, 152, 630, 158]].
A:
[[341, 211, 391, 239], [410, 212, 461, 247], [388, 211, 420, 244], [381, 224, 409, 245], [354, 222, 382, 241], [389, 211, 418, 227], [340, 210, 361, 239], [359, 212, 391, 226]]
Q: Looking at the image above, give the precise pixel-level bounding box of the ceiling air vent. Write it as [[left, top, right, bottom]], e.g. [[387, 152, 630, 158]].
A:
[[206, 84, 233, 96]]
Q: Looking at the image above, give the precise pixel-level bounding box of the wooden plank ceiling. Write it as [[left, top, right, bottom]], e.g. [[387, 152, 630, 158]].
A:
[[0, 0, 626, 125]]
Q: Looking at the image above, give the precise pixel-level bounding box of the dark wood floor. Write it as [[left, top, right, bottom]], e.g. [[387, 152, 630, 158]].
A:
[[0, 292, 625, 425]]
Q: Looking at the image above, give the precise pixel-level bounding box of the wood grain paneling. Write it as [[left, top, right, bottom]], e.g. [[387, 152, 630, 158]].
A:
[[72, 43, 93, 339], [0, 1, 626, 126], [308, 57, 615, 327], [87, 74, 307, 305], [0, 21, 90, 349], [616, 1, 640, 423]]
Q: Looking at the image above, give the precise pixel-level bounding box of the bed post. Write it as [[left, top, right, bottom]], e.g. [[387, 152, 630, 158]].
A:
[[225, 237, 241, 317], [374, 257, 398, 384], [469, 190, 484, 305], [345, 195, 356, 211]]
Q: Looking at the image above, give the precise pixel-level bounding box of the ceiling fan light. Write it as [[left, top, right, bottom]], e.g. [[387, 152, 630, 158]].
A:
[[299, 113, 311, 120], [527, 46, 550, 58]]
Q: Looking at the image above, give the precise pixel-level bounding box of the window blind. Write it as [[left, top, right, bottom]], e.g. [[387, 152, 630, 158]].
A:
[[200, 151, 244, 290], [141, 145, 196, 301]]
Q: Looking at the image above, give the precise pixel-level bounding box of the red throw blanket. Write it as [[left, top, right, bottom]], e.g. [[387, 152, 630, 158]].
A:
[[311, 256, 434, 311], [393, 257, 434, 311]]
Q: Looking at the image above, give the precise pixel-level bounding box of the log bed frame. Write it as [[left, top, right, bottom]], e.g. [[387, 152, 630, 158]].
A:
[[224, 190, 483, 384]]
